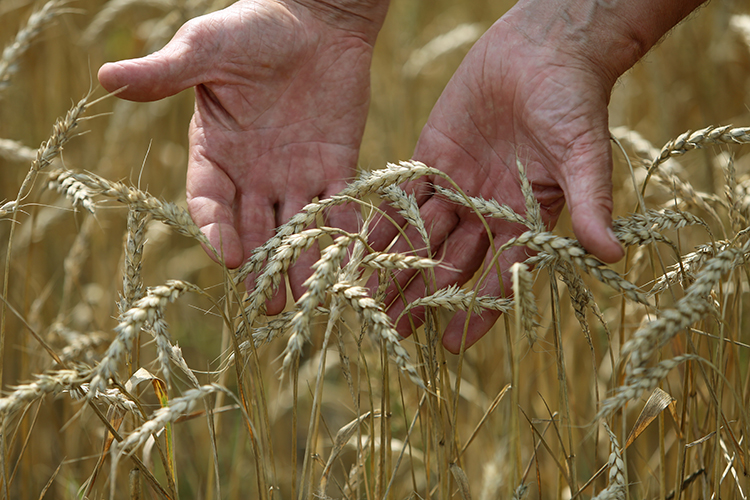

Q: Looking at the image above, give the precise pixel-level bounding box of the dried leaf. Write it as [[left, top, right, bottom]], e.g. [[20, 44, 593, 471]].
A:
[[625, 387, 674, 449], [449, 463, 472, 500]]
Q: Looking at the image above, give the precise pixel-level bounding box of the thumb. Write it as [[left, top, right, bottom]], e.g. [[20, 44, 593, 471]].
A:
[[561, 135, 624, 264], [98, 20, 211, 102]]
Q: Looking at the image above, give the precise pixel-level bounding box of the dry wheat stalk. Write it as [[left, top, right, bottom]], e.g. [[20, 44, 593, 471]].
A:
[[236, 161, 440, 283], [649, 240, 731, 295], [150, 317, 175, 389], [401, 284, 513, 316], [88, 280, 200, 396], [281, 235, 353, 376], [591, 422, 626, 500], [69, 171, 214, 251], [598, 355, 696, 419], [511, 484, 529, 500], [512, 262, 539, 347], [433, 185, 528, 226], [0, 0, 69, 91], [653, 168, 726, 225], [75, 384, 142, 416], [379, 184, 430, 246], [14, 96, 89, 211], [622, 243, 747, 380], [329, 281, 423, 388], [717, 153, 746, 232], [650, 126, 750, 173], [502, 231, 647, 304], [402, 22, 482, 78], [238, 228, 331, 338], [115, 384, 226, 454], [612, 209, 709, 247], [0, 368, 87, 419], [50, 324, 108, 364], [119, 209, 148, 314], [517, 159, 545, 233], [47, 168, 96, 213], [360, 252, 439, 270]]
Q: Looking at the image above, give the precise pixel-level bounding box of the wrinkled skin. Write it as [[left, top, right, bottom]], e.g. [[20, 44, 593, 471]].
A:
[[99, 0, 626, 350], [369, 15, 624, 352], [99, 0, 378, 313]]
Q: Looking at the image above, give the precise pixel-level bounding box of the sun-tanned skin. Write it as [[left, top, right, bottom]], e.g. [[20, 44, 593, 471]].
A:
[[98, 0, 705, 352]]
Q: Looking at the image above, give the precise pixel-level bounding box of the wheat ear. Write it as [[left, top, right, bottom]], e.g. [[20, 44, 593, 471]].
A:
[[650, 125, 750, 173], [623, 243, 748, 378], [281, 235, 353, 376], [503, 231, 647, 304], [88, 280, 200, 395], [330, 281, 423, 388], [433, 185, 528, 226], [47, 168, 96, 214], [0, 0, 70, 91], [115, 384, 226, 454], [69, 171, 214, 251], [512, 262, 539, 347], [0, 369, 87, 419], [591, 422, 626, 500], [236, 161, 440, 283]]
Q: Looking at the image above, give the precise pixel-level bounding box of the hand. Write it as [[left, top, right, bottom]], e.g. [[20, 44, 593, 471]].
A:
[[98, 0, 386, 313], [371, 8, 627, 353]]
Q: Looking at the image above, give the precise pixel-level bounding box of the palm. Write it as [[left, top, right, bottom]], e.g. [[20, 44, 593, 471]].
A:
[[375, 20, 622, 351], [99, 0, 375, 312]]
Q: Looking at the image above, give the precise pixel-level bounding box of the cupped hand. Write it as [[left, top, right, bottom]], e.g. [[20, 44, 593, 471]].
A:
[[371, 11, 626, 353], [98, 0, 382, 313]]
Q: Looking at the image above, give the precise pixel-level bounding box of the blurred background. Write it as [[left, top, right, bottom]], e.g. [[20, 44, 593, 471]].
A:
[[1, 0, 750, 498]]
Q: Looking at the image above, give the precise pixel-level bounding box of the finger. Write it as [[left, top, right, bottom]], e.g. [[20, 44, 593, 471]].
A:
[[440, 245, 527, 353], [561, 133, 624, 263], [186, 145, 244, 268], [98, 18, 211, 101]]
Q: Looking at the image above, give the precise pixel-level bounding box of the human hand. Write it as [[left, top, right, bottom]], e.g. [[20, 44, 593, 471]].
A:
[[98, 0, 387, 313], [371, 5, 634, 352]]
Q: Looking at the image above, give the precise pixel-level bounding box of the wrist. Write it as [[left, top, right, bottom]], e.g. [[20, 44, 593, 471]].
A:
[[499, 0, 706, 88], [288, 0, 390, 42]]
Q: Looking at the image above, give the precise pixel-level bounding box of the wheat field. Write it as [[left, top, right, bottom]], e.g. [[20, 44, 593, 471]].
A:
[[2, 1, 750, 499]]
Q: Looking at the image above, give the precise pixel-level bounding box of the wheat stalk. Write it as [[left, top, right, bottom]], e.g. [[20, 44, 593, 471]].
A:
[[433, 185, 528, 226], [512, 262, 539, 347], [623, 242, 748, 380], [115, 384, 226, 454], [591, 422, 626, 500], [236, 161, 440, 283], [281, 235, 353, 377], [0, 368, 87, 419], [612, 209, 710, 247], [88, 280, 200, 395], [401, 284, 512, 315], [330, 281, 423, 388], [650, 125, 750, 173], [0, 0, 70, 92], [69, 171, 214, 251], [47, 168, 97, 214], [501, 231, 647, 304]]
